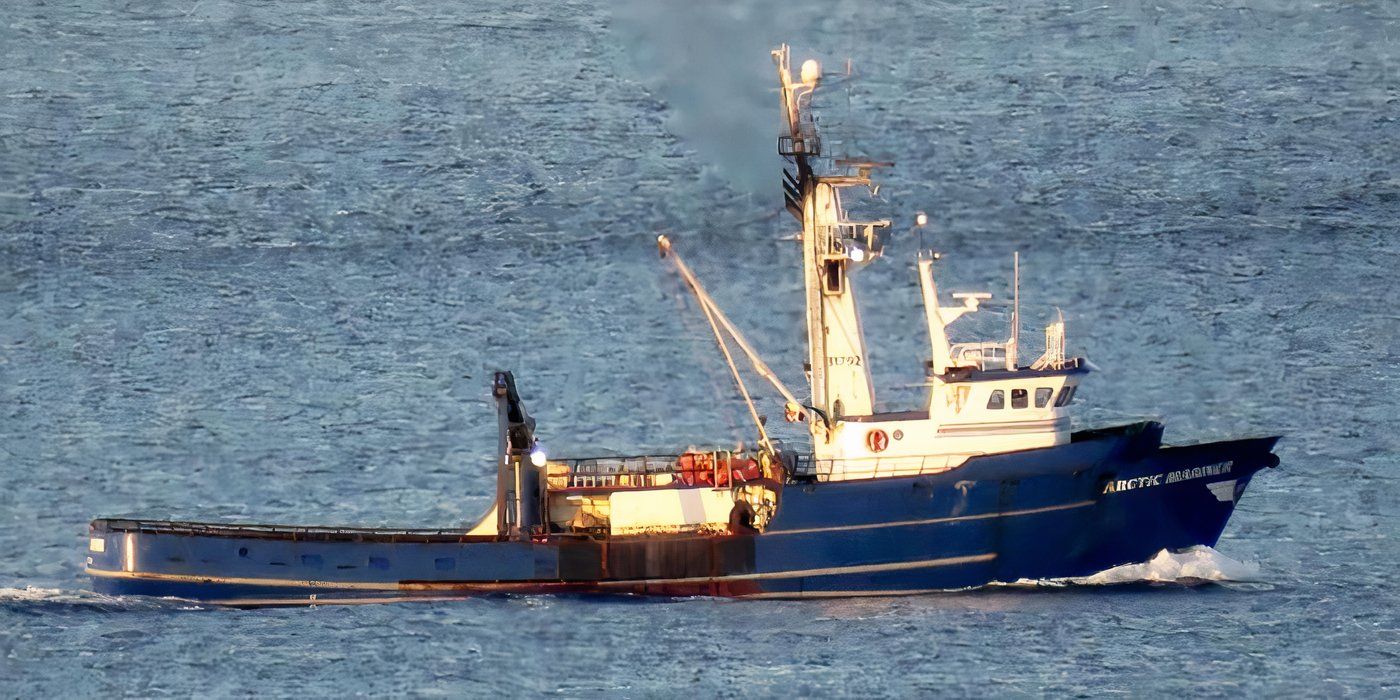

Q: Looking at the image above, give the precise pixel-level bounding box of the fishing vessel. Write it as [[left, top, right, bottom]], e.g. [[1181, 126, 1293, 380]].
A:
[[86, 46, 1279, 606]]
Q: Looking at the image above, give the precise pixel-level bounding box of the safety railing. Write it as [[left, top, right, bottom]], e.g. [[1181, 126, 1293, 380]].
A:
[[552, 451, 761, 490], [92, 519, 490, 542], [791, 453, 983, 482], [778, 114, 822, 158], [554, 455, 677, 489], [814, 221, 891, 257], [950, 342, 1009, 371], [778, 133, 821, 157], [1037, 321, 1066, 370]]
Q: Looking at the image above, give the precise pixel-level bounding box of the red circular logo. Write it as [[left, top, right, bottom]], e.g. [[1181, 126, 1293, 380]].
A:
[[866, 429, 889, 453]]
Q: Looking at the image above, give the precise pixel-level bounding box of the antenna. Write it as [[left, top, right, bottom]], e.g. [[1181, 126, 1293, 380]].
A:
[[1010, 251, 1020, 371]]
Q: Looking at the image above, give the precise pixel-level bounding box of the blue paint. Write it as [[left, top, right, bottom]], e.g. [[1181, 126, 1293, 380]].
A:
[[87, 423, 1278, 602]]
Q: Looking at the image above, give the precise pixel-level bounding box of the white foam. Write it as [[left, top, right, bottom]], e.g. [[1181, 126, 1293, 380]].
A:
[[1070, 546, 1261, 585], [990, 546, 1262, 589], [0, 585, 68, 601], [0, 585, 200, 610]]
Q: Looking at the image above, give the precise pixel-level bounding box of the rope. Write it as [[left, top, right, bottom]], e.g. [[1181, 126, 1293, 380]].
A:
[[657, 236, 805, 408], [694, 274, 773, 453]]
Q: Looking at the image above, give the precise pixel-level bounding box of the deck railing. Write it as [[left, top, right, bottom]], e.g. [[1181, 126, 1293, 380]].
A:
[[791, 453, 983, 482], [551, 449, 979, 488], [553, 452, 750, 489], [949, 341, 1009, 371]]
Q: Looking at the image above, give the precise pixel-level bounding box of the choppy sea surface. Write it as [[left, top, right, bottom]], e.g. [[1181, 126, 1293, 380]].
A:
[[2, 0, 1397, 695]]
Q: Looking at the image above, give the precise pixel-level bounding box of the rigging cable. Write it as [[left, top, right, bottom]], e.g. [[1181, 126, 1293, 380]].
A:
[[694, 278, 773, 453], [657, 235, 805, 410]]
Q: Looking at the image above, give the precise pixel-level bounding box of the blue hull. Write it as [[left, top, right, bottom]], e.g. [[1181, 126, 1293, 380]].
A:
[[86, 423, 1279, 606]]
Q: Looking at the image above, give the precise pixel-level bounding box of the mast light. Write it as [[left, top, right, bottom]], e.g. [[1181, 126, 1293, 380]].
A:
[[846, 242, 869, 263], [914, 211, 930, 250], [800, 59, 821, 87]]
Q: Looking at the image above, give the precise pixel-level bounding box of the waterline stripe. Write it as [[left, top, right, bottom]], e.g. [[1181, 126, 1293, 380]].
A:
[[739, 589, 955, 599], [86, 553, 996, 592], [764, 500, 1096, 536], [211, 588, 970, 607], [208, 595, 474, 607]]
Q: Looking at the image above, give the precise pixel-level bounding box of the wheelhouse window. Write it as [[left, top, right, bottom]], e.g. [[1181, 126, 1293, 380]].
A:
[[1054, 385, 1077, 407], [1011, 388, 1028, 409], [987, 390, 1005, 410], [1035, 387, 1053, 408]]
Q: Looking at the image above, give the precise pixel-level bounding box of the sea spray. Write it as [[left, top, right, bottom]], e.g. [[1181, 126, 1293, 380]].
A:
[[1070, 546, 1261, 585]]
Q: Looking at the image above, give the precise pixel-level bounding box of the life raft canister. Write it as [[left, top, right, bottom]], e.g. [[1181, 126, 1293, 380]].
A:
[[676, 451, 715, 486], [729, 457, 761, 484], [676, 452, 759, 487]]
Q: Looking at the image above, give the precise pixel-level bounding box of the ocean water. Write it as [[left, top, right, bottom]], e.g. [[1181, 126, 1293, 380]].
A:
[[2, 0, 1397, 695]]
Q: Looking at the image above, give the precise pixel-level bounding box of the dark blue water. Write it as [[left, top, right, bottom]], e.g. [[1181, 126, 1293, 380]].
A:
[[2, 0, 1397, 695]]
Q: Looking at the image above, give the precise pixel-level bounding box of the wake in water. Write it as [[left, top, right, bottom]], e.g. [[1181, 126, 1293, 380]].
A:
[[997, 546, 1262, 589], [1071, 546, 1262, 585], [0, 585, 203, 612]]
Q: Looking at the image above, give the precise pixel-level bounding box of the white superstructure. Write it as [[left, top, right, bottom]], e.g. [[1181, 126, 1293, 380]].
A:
[[770, 46, 1090, 481]]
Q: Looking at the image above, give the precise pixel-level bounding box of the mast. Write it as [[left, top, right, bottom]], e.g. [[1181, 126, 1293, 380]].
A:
[[773, 46, 885, 438]]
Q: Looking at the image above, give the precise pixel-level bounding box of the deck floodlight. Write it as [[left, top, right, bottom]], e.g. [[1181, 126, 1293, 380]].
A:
[[846, 242, 868, 263], [529, 441, 547, 467], [800, 59, 821, 87]]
